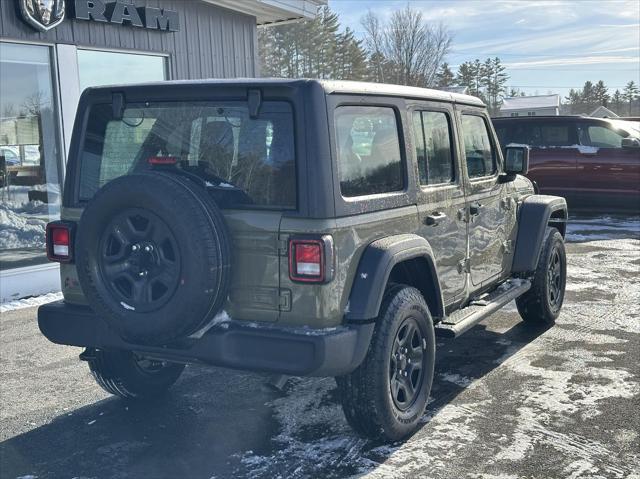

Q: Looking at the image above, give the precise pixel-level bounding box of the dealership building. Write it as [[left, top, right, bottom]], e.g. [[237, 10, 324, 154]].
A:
[[0, 0, 322, 302]]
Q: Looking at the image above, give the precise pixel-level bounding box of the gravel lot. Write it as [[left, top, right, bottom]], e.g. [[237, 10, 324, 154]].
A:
[[1, 215, 638, 479]]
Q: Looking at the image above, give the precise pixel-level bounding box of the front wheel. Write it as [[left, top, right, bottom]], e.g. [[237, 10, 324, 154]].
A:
[[336, 284, 436, 441], [85, 349, 185, 400], [516, 227, 567, 325]]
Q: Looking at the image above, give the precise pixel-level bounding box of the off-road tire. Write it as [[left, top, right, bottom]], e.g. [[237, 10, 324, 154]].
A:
[[87, 349, 185, 399], [516, 227, 566, 325], [336, 284, 436, 442], [75, 171, 231, 345]]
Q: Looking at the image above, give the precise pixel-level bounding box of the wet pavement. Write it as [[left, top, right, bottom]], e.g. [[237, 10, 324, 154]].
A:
[[1, 216, 639, 479]]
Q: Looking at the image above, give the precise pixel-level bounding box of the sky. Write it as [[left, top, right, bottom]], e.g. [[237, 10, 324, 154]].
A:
[[329, 0, 640, 98]]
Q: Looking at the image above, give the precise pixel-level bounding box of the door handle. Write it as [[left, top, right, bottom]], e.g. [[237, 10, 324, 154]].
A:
[[469, 202, 482, 216], [425, 212, 447, 226]]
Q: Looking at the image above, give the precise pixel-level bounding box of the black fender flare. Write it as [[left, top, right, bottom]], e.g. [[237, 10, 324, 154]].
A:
[[344, 234, 445, 323], [512, 194, 568, 274]]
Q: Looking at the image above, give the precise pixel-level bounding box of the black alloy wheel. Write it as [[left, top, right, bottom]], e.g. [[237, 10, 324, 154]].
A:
[[99, 208, 181, 313], [390, 316, 426, 411], [547, 246, 563, 312]]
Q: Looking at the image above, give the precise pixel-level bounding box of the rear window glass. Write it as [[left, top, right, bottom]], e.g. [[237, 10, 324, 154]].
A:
[[334, 106, 403, 198], [78, 101, 296, 209]]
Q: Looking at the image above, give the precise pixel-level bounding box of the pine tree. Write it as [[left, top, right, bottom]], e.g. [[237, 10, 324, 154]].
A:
[[593, 80, 610, 107], [435, 62, 455, 88], [612, 89, 623, 115], [483, 57, 508, 115], [623, 81, 639, 115], [258, 5, 369, 81], [581, 81, 596, 109], [456, 61, 474, 93]]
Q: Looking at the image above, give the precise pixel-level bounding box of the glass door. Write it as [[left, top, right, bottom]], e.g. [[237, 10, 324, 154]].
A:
[[0, 42, 62, 271]]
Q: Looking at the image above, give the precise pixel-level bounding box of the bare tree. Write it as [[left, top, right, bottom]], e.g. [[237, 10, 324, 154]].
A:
[[361, 6, 452, 87], [361, 11, 386, 83]]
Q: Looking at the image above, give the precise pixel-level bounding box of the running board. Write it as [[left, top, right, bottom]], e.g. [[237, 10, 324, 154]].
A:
[[435, 279, 531, 338]]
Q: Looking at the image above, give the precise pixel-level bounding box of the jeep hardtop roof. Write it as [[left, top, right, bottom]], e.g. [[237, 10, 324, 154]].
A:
[[80, 78, 485, 107]]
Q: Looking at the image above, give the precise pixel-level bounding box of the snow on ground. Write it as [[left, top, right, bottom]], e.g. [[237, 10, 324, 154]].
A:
[[566, 215, 640, 242], [0, 292, 63, 313], [230, 219, 640, 479]]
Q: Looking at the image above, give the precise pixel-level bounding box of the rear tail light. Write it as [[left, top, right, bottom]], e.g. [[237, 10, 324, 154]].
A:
[[289, 237, 334, 283], [148, 156, 178, 165], [46, 221, 75, 263]]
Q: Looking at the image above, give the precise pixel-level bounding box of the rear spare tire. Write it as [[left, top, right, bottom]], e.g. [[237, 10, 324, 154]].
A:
[[75, 172, 231, 345]]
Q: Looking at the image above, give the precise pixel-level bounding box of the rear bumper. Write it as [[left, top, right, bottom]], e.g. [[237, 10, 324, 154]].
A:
[[38, 301, 373, 377]]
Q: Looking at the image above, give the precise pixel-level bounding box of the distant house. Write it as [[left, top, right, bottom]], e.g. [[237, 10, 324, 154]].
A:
[[499, 94, 560, 117], [590, 106, 619, 118]]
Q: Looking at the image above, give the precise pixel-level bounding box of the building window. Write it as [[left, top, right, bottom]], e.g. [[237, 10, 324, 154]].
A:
[[527, 111, 536, 116], [0, 42, 62, 271], [77, 49, 167, 91]]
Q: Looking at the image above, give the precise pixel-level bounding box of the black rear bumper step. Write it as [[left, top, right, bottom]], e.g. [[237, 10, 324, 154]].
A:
[[435, 279, 531, 338], [38, 301, 374, 377]]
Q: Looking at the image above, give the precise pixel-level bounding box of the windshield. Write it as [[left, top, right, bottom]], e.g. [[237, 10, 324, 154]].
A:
[[608, 119, 640, 137], [78, 101, 296, 209]]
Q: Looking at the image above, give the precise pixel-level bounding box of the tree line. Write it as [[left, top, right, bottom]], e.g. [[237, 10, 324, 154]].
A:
[[564, 81, 639, 116], [259, 6, 511, 114], [259, 6, 639, 117]]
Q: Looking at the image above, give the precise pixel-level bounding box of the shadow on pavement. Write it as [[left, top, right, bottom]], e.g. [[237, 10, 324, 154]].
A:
[[0, 318, 550, 479]]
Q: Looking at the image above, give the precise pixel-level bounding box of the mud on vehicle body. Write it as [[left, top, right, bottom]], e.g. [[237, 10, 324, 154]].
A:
[[39, 79, 568, 441]]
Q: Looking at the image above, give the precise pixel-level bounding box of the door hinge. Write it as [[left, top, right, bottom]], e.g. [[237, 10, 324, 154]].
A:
[[502, 240, 513, 254], [277, 238, 288, 256], [278, 289, 291, 312], [457, 258, 471, 274]]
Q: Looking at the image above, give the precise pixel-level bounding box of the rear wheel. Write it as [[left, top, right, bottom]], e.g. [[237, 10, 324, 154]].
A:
[[336, 284, 435, 441], [516, 227, 566, 325], [85, 349, 185, 400]]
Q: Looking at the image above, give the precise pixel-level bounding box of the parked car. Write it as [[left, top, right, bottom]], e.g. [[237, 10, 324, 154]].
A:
[[493, 116, 640, 211], [39, 79, 567, 441]]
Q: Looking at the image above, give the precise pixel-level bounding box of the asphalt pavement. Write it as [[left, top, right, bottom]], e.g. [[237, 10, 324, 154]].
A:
[[1, 216, 638, 479]]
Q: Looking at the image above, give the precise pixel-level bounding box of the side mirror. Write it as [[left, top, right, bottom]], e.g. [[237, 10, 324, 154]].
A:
[[621, 137, 640, 149], [500, 144, 529, 183]]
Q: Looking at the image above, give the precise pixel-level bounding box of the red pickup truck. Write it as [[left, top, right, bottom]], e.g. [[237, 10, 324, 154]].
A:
[[493, 116, 640, 211]]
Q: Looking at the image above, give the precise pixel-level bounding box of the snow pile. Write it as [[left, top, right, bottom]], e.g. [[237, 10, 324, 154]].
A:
[[0, 202, 47, 249], [0, 292, 63, 313]]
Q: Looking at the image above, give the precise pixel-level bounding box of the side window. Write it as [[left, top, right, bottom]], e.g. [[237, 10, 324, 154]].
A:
[[413, 110, 454, 185], [460, 114, 496, 178], [579, 124, 626, 148], [334, 106, 403, 197], [540, 124, 573, 146]]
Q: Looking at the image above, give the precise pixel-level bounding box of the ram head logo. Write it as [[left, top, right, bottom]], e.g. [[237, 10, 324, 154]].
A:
[[20, 0, 66, 32]]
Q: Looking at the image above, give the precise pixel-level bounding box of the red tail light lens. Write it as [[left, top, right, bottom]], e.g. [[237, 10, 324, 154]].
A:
[[148, 156, 177, 165], [289, 239, 327, 283], [46, 222, 74, 263]]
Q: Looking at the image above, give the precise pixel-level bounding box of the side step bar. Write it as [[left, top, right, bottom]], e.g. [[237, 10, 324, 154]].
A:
[[435, 279, 531, 338]]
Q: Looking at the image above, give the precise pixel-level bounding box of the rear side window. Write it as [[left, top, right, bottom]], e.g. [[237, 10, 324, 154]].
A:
[[78, 101, 296, 208], [334, 106, 403, 197], [412, 110, 455, 185], [510, 121, 575, 147], [460, 114, 496, 178]]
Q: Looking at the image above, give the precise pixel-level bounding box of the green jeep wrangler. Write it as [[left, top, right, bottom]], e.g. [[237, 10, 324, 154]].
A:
[[38, 79, 568, 441]]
